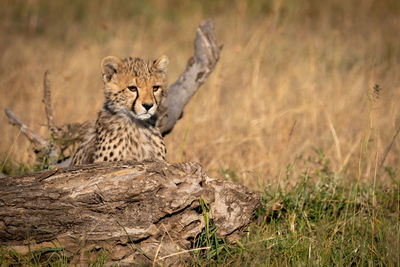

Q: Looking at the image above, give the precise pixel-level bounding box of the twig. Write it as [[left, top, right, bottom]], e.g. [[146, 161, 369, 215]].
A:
[[152, 234, 165, 267], [42, 70, 59, 136], [35, 167, 60, 182], [155, 246, 211, 262], [4, 108, 48, 151]]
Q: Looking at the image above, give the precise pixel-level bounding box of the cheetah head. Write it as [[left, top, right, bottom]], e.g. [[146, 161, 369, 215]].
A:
[[101, 55, 168, 120]]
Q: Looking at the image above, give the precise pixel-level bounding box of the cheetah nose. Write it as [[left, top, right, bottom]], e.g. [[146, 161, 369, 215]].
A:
[[142, 103, 153, 111]]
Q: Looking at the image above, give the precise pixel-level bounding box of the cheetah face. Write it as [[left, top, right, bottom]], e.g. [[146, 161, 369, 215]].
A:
[[101, 55, 168, 120]]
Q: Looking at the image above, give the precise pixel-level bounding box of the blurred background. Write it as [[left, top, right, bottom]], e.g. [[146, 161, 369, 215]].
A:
[[1, 0, 399, 188]]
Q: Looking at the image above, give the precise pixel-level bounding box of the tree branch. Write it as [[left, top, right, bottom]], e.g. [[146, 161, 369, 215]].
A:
[[158, 19, 222, 134], [4, 108, 48, 151], [42, 70, 60, 136]]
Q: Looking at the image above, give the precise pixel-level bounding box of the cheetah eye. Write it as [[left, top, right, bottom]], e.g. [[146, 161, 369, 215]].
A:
[[153, 85, 161, 92], [127, 86, 137, 92]]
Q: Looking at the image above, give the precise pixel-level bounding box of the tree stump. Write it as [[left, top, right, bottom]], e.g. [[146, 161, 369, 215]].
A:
[[0, 161, 260, 265]]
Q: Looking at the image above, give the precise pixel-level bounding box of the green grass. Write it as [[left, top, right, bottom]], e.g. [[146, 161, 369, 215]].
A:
[[1, 152, 399, 266], [0, 154, 50, 176], [229, 177, 398, 266], [186, 152, 400, 266]]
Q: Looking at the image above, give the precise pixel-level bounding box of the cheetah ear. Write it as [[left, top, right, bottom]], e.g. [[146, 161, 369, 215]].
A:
[[101, 56, 123, 82], [153, 55, 169, 74]]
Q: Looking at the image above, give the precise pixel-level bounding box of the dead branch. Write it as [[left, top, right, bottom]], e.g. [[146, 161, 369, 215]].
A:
[[0, 161, 260, 265], [42, 70, 60, 136], [4, 108, 48, 151], [157, 18, 222, 134]]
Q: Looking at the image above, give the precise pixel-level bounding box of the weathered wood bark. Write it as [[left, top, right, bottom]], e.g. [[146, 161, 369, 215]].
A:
[[0, 161, 260, 265], [157, 18, 222, 134], [4, 19, 221, 166]]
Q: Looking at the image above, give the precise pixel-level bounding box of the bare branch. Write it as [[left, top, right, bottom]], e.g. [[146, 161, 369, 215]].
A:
[[4, 108, 48, 151], [42, 70, 59, 136], [158, 19, 222, 134]]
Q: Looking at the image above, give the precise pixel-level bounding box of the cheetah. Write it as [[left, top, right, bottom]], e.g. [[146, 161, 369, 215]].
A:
[[71, 55, 169, 165]]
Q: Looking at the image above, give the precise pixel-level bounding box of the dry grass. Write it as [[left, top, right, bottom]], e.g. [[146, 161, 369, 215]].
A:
[[1, 0, 400, 188]]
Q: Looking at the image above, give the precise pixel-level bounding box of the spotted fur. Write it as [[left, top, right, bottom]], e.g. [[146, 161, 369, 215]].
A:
[[71, 55, 168, 165]]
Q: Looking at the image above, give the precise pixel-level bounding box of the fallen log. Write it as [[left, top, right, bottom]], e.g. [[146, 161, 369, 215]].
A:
[[0, 161, 260, 265]]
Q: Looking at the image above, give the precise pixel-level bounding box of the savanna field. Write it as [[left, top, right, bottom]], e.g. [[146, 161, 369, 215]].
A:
[[0, 0, 399, 265]]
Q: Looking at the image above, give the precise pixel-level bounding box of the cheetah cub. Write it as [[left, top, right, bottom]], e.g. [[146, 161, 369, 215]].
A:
[[71, 55, 169, 165]]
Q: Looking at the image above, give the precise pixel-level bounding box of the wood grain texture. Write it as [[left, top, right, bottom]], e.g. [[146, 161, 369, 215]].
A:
[[0, 161, 259, 265]]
